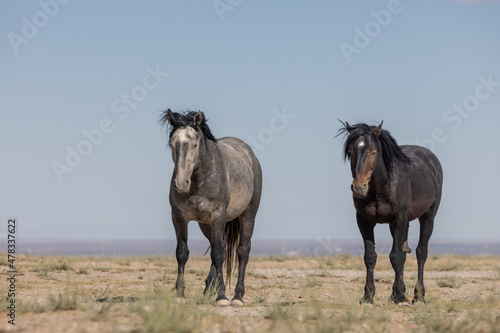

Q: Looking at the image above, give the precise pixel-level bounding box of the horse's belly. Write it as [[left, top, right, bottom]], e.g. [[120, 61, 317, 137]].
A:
[[218, 138, 258, 221], [408, 197, 434, 221], [408, 173, 438, 220], [226, 182, 254, 221]]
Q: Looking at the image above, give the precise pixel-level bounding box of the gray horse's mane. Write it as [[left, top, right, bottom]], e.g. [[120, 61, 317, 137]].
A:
[[159, 109, 218, 143]]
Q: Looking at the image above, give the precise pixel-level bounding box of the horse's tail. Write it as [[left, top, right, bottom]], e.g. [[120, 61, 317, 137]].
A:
[[224, 217, 240, 288]]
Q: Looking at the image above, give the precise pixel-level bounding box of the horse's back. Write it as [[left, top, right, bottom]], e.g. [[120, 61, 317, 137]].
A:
[[218, 137, 260, 169], [401, 145, 443, 184], [401, 145, 443, 220], [217, 137, 262, 220]]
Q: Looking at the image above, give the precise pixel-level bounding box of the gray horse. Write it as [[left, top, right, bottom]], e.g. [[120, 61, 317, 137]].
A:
[[160, 109, 262, 307]]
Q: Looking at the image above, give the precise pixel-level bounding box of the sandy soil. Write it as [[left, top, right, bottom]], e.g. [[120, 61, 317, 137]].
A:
[[1, 254, 499, 332]]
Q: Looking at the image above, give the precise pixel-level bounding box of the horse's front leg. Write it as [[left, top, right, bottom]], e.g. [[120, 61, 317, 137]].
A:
[[357, 213, 377, 304], [211, 210, 229, 307], [172, 210, 189, 299], [197, 223, 218, 296], [389, 217, 410, 304]]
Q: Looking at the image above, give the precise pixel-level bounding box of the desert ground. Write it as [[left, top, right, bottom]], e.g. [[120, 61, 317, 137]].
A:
[[1, 253, 499, 332]]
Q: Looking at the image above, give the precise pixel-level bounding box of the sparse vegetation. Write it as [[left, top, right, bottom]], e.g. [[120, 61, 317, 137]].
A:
[[76, 265, 90, 275], [0, 257, 8, 266], [304, 278, 322, 288], [19, 285, 78, 313], [0, 253, 499, 332], [132, 284, 211, 333], [437, 276, 465, 289], [267, 255, 286, 262], [93, 266, 111, 272], [52, 260, 73, 272], [265, 298, 300, 332]]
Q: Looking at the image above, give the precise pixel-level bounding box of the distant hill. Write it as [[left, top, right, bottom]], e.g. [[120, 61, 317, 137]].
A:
[[9, 239, 500, 257]]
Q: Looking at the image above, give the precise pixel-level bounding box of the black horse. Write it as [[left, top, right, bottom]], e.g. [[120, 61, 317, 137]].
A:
[[160, 110, 262, 307], [338, 121, 443, 304]]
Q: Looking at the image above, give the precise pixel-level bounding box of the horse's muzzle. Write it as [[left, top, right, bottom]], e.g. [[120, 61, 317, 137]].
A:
[[174, 178, 191, 194], [351, 183, 368, 198]]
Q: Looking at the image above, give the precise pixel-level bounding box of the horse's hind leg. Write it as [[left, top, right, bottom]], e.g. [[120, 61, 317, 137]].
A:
[[413, 209, 436, 303], [198, 223, 217, 296], [403, 223, 412, 254], [231, 212, 255, 307], [210, 210, 230, 306], [389, 217, 410, 304]]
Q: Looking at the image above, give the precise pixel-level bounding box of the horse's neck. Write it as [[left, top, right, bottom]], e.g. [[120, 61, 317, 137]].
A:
[[370, 155, 391, 194], [194, 137, 219, 176]]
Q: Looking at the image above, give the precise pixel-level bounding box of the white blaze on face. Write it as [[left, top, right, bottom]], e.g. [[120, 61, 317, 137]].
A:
[[170, 126, 200, 193], [171, 126, 198, 145], [358, 140, 365, 148], [176, 128, 193, 142]]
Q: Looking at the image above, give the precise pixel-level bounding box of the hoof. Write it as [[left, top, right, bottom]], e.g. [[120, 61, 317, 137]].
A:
[[173, 297, 186, 304], [231, 299, 244, 307], [412, 298, 425, 304], [359, 296, 374, 305], [397, 301, 411, 307], [389, 294, 410, 305], [359, 301, 374, 306], [390, 297, 410, 305], [216, 299, 230, 307]]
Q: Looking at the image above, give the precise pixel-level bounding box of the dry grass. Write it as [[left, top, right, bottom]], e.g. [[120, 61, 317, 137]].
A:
[[0, 253, 499, 332]]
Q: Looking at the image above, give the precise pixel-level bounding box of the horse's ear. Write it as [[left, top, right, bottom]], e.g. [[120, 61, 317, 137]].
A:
[[373, 120, 384, 136], [166, 109, 174, 125], [345, 121, 354, 134], [194, 111, 203, 127]]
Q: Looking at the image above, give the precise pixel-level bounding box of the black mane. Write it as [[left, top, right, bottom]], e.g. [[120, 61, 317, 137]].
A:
[[337, 121, 411, 174], [159, 109, 218, 143]]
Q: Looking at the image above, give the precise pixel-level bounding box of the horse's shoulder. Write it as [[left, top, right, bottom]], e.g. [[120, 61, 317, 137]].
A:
[[400, 145, 441, 170], [217, 137, 256, 159], [218, 136, 249, 147], [400, 145, 437, 160]]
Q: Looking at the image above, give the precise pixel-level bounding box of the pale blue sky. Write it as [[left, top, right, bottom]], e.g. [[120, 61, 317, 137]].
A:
[[1, 0, 499, 242]]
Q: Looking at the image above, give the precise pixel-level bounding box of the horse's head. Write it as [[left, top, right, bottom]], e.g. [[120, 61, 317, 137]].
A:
[[161, 109, 215, 194], [342, 121, 384, 199]]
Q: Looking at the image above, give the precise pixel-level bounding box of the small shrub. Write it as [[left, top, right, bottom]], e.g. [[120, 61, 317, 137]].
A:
[[77, 266, 90, 275], [437, 277, 464, 289]]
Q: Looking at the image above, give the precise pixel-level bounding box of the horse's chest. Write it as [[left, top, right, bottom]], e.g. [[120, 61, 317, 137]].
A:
[[175, 195, 214, 219], [358, 199, 392, 219]]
